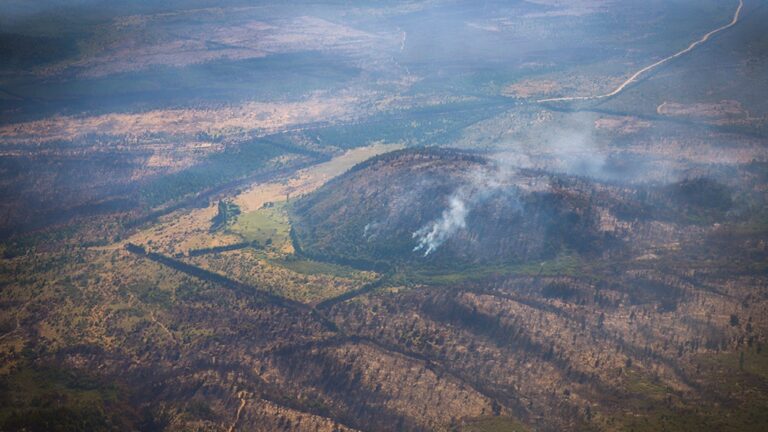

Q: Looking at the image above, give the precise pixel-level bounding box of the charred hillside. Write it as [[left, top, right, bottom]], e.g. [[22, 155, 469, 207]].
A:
[[289, 148, 735, 270]]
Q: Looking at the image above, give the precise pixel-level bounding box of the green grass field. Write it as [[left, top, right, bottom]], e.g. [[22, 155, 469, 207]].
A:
[[460, 417, 529, 432], [228, 202, 291, 249], [270, 256, 369, 279], [397, 252, 584, 286]]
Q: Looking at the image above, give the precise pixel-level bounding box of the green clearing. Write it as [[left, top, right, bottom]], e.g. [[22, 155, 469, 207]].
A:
[[460, 417, 529, 432], [398, 253, 583, 286], [269, 256, 369, 280], [228, 202, 291, 248]]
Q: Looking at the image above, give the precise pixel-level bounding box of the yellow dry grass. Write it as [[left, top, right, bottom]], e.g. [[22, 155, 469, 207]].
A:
[[125, 203, 243, 255], [0, 95, 361, 144], [502, 79, 562, 98], [594, 116, 651, 134], [656, 100, 749, 122], [234, 142, 403, 212]]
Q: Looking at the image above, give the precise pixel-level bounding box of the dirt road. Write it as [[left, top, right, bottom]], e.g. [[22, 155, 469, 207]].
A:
[[537, 0, 744, 103]]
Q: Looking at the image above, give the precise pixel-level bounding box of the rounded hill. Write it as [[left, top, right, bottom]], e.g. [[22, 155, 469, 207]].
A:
[[288, 148, 622, 270]]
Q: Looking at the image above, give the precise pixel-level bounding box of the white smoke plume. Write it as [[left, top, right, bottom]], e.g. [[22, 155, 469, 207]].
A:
[[363, 222, 382, 242], [411, 161, 522, 256], [412, 195, 468, 256], [396, 104, 675, 259], [410, 113, 637, 257]]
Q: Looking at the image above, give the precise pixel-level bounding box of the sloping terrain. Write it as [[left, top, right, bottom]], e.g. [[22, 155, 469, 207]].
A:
[[290, 148, 741, 269]]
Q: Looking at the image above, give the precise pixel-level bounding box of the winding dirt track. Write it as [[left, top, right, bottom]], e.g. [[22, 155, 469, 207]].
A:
[[227, 393, 247, 432], [537, 0, 744, 103]]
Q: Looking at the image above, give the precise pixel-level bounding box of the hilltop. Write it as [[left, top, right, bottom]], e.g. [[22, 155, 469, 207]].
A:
[[290, 148, 738, 271]]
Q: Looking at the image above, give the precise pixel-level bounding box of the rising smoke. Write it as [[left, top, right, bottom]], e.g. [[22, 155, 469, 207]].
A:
[[412, 194, 468, 256], [410, 160, 522, 256], [410, 114, 611, 257]]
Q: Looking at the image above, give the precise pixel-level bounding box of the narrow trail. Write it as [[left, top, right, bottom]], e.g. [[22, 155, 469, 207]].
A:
[[149, 311, 177, 343], [537, 0, 744, 103], [227, 393, 248, 432]]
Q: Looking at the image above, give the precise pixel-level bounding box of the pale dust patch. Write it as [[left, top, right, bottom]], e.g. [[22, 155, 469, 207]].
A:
[[657, 100, 747, 119], [594, 116, 651, 134], [233, 142, 404, 212], [502, 79, 561, 98], [0, 95, 362, 145]]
